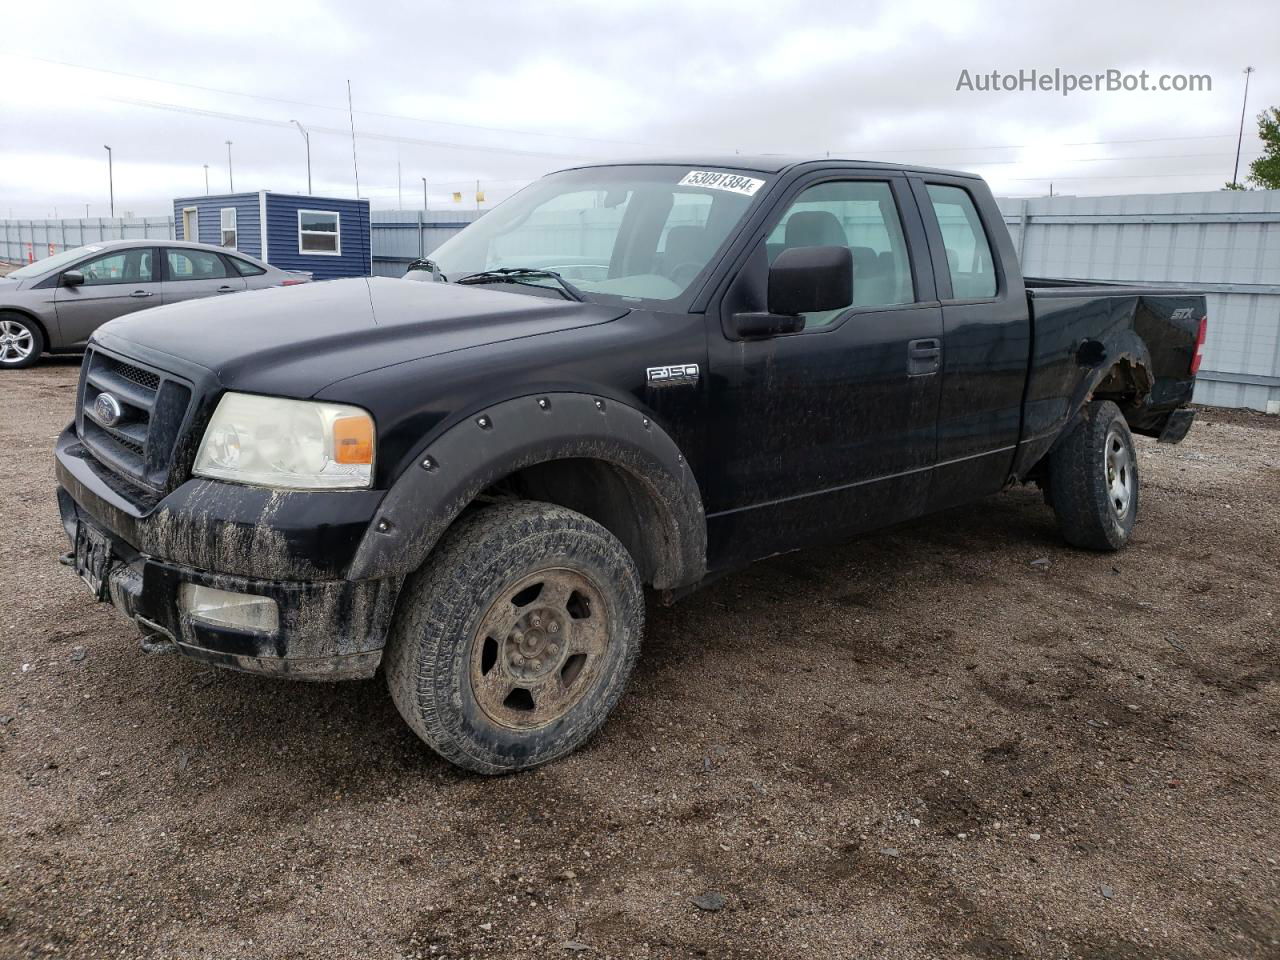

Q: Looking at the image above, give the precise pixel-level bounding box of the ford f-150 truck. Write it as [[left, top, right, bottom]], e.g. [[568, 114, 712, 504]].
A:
[[54, 157, 1206, 773]]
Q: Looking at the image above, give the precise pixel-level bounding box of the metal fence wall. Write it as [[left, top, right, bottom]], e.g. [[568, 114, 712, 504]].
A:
[[997, 190, 1280, 413], [0, 216, 176, 263], [4, 191, 1277, 411], [370, 210, 480, 277]]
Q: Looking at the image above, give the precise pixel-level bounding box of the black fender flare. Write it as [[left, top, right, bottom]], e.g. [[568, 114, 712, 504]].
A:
[[347, 392, 706, 590]]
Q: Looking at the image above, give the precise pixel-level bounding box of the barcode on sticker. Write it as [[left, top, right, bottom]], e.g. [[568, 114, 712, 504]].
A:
[[678, 171, 766, 196]]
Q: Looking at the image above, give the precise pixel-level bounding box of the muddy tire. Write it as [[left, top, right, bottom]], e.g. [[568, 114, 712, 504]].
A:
[[384, 500, 644, 774], [1048, 400, 1139, 551], [0, 313, 44, 369]]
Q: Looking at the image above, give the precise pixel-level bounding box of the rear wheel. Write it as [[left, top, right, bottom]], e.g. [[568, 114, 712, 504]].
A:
[[384, 501, 644, 774], [0, 313, 43, 369], [1048, 400, 1139, 551]]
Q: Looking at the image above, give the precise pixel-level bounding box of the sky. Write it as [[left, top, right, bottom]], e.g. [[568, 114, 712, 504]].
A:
[[0, 0, 1276, 218]]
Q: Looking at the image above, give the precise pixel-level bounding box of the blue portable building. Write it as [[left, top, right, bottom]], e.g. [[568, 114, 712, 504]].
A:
[[171, 191, 371, 280]]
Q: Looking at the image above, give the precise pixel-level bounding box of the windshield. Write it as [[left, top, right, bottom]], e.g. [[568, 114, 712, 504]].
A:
[[427, 165, 768, 304], [6, 244, 105, 280]]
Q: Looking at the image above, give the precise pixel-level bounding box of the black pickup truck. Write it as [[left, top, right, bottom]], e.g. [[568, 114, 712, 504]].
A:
[[54, 157, 1207, 773]]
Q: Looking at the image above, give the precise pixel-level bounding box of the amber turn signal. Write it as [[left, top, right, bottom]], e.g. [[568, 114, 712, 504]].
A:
[[333, 415, 374, 465]]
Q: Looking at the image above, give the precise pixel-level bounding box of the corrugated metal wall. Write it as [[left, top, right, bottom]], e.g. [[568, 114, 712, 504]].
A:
[[997, 190, 1280, 412], [371, 210, 481, 276], [0, 217, 175, 263]]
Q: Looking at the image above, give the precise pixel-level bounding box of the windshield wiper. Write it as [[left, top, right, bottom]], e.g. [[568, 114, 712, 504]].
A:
[[456, 267, 585, 302]]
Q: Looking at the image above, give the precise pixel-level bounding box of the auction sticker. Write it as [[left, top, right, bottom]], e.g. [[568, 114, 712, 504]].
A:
[[678, 170, 766, 196]]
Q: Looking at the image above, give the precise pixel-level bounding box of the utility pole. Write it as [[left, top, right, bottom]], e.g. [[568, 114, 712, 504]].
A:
[[225, 140, 234, 192], [1232, 66, 1256, 188], [103, 145, 114, 217], [397, 160, 402, 210], [422, 177, 428, 212], [84, 203, 90, 218], [290, 120, 312, 194], [203, 164, 210, 195]]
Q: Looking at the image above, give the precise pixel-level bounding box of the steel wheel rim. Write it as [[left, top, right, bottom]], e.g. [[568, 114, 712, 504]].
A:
[[469, 566, 610, 730], [1104, 425, 1134, 519], [0, 319, 34, 363]]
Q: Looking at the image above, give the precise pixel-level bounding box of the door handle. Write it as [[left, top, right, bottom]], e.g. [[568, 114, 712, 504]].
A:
[[907, 338, 942, 376], [129, 290, 153, 298], [216, 285, 235, 293]]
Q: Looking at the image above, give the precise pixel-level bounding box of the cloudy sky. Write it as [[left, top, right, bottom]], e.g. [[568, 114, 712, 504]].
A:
[[1, 0, 1276, 218]]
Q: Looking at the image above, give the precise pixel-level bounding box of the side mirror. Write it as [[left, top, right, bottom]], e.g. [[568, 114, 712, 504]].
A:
[[767, 245, 852, 317], [60, 269, 85, 287]]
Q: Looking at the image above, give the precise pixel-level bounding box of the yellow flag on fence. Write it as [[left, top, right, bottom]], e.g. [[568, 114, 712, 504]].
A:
[[451, 191, 462, 203]]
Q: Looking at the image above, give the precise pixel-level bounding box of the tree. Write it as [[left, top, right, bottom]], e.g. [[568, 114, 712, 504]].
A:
[[1247, 107, 1280, 190]]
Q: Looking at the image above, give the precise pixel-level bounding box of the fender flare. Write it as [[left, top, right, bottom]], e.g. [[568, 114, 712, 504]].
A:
[[347, 392, 706, 590]]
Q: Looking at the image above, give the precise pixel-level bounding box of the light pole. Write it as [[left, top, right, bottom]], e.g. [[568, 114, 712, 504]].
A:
[[103, 145, 114, 217], [290, 120, 312, 195], [422, 177, 428, 212], [225, 140, 234, 192], [1231, 66, 1256, 188], [203, 164, 210, 195]]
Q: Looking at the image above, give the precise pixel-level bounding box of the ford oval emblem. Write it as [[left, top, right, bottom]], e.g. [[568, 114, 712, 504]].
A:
[[93, 392, 123, 427]]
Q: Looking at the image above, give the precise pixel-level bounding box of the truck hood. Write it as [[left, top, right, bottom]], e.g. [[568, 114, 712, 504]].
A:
[[95, 276, 629, 397]]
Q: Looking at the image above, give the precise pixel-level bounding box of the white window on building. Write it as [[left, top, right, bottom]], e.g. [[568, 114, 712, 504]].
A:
[[298, 209, 341, 255], [220, 208, 237, 249]]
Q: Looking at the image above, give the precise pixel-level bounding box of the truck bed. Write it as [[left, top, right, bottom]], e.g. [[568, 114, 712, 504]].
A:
[[1011, 278, 1206, 478]]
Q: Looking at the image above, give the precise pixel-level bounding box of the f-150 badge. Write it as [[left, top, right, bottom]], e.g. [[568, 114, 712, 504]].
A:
[[647, 364, 700, 385]]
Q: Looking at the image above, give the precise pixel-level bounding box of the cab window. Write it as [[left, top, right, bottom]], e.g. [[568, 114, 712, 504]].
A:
[[766, 180, 914, 326], [926, 184, 997, 299], [75, 248, 154, 286]]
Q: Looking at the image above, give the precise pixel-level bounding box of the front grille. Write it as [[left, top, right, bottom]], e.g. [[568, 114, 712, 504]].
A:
[[102, 356, 160, 391], [78, 347, 192, 493]]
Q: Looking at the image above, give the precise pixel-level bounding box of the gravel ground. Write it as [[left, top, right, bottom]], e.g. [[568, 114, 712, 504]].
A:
[[2, 360, 1278, 959]]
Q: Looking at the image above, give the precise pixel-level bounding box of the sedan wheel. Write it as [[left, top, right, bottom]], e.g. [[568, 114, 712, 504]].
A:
[[0, 316, 43, 369]]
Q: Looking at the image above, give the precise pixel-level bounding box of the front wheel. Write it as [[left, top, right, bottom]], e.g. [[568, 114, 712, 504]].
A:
[[1047, 400, 1139, 551], [384, 501, 644, 774], [0, 313, 44, 369]]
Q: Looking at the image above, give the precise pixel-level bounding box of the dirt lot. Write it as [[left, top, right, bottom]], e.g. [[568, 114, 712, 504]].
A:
[[2, 361, 1277, 960]]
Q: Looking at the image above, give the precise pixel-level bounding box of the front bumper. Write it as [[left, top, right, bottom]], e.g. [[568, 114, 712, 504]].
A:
[[56, 426, 401, 681]]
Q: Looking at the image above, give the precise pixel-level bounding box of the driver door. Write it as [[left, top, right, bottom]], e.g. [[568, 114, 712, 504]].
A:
[[704, 174, 944, 569], [53, 246, 160, 347]]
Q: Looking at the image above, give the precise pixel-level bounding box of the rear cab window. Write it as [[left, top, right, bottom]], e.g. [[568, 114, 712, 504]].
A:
[[925, 184, 997, 300]]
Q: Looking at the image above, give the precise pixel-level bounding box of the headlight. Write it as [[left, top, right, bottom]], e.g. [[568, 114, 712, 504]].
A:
[[193, 393, 374, 489]]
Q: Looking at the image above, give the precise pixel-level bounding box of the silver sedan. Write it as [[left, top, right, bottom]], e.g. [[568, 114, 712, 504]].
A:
[[0, 239, 310, 368]]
